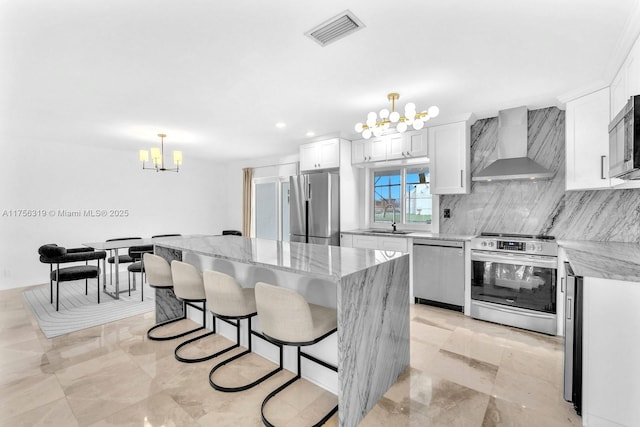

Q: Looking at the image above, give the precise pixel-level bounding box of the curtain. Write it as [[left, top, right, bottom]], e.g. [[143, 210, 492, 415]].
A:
[[242, 167, 253, 237]]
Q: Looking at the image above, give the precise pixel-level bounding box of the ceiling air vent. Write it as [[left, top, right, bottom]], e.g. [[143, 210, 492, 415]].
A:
[[305, 10, 365, 47]]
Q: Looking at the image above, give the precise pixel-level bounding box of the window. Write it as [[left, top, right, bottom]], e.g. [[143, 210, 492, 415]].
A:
[[372, 166, 431, 226]]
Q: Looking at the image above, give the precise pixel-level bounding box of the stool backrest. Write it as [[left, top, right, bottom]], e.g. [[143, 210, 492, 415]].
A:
[[152, 234, 182, 238], [171, 261, 206, 301], [143, 254, 172, 287], [255, 282, 314, 343], [222, 230, 242, 236], [203, 270, 254, 317]]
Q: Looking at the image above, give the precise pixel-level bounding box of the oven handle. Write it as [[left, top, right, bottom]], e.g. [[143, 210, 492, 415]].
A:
[[471, 251, 557, 269]]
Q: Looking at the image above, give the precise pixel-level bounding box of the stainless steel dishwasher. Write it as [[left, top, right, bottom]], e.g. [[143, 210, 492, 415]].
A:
[[413, 238, 465, 312]]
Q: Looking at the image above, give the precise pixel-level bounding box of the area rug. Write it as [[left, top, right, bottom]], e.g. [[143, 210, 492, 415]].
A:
[[22, 276, 155, 339]]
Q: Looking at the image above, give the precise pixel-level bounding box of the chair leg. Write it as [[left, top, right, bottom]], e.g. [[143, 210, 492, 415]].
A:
[[49, 265, 53, 303], [56, 279, 59, 312], [85, 278, 88, 295], [209, 317, 284, 392], [97, 265, 100, 304]]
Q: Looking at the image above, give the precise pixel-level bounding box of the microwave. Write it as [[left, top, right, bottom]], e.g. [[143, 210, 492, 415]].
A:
[[609, 95, 640, 180]]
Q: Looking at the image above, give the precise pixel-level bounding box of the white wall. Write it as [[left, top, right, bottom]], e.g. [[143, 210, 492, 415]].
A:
[[0, 137, 229, 290]]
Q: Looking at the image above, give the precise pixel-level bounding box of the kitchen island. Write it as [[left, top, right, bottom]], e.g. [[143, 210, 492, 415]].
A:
[[154, 235, 410, 427]]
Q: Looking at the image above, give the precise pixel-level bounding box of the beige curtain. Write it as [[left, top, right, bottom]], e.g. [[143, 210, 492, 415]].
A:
[[242, 167, 253, 237]]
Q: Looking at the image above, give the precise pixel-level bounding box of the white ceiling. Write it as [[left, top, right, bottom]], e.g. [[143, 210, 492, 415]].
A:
[[1, 0, 638, 161]]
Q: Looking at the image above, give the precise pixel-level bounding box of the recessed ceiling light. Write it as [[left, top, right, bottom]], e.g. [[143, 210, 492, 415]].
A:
[[275, 122, 286, 129], [306, 131, 315, 137]]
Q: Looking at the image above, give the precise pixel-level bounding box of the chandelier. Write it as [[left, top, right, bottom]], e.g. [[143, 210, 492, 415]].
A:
[[354, 93, 440, 139], [139, 133, 182, 172]]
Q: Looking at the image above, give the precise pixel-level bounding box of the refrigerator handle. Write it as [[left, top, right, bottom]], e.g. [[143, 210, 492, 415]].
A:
[[308, 182, 311, 200]]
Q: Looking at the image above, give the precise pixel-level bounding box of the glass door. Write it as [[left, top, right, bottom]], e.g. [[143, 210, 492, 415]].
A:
[[253, 177, 290, 241]]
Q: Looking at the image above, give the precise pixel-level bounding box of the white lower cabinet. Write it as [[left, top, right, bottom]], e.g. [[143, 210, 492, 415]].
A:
[[582, 277, 640, 427], [342, 233, 409, 252]]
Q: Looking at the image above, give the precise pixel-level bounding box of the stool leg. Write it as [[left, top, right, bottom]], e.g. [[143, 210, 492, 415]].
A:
[[208, 317, 284, 393], [49, 265, 53, 304], [56, 280, 59, 311], [97, 270, 100, 304]]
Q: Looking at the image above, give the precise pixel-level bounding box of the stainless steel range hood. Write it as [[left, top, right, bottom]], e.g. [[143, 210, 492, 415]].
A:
[[472, 106, 554, 182]]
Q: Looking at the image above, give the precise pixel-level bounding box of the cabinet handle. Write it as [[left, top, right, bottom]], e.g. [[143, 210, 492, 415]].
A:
[[566, 297, 572, 320], [601, 155, 606, 180], [561, 277, 565, 292], [460, 170, 464, 187], [363, 156, 366, 161]]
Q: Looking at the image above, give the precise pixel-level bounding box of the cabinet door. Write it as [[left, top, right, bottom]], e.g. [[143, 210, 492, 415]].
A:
[[300, 143, 318, 171], [318, 139, 340, 169], [429, 122, 470, 194], [370, 137, 388, 161], [352, 140, 369, 164], [378, 237, 408, 252], [611, 71, 626, 119], [565, 88, 611, 190], [386, 134, 405, 160], [340, 233, 353, 248], [405, 130, 428, 157], [352, 235, 378, 249]]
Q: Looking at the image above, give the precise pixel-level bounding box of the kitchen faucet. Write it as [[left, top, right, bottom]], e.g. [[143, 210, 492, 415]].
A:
[[384, 203, 396, 231]]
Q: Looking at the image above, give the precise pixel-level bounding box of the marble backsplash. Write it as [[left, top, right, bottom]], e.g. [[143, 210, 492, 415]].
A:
[[439, 106, 640, 242]]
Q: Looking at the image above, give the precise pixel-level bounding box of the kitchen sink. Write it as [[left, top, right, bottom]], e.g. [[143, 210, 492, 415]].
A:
[[365, 230, 413, 235]]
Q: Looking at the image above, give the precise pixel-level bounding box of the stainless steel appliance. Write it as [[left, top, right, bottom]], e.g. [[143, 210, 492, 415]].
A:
[[563, 262, 583, 415], [609, 94, 640, 180], [470, 232, 558, 335], [290, 172, 340, 246], [413, 238, 465, 312]]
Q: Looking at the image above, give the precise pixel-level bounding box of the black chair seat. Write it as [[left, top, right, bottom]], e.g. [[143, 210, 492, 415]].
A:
[[108, 254, 134, 264], [51, 265, 100, 282], [128, 261, 143, 273]]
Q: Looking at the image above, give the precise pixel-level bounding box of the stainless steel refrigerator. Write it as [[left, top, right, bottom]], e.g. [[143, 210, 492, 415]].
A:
[[289, 172, 340, 246]]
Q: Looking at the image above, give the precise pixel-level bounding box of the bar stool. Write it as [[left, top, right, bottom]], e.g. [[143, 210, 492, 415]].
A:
[[144, 254, 205, 341], [254, 282, 338, 427], [204, 270, 283, 392], [171, 261, 237, 363]]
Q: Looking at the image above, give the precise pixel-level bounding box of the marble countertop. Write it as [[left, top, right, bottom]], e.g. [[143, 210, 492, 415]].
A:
[[341, 229, 475, 241], [559, 240, 640, 282], [156, 235, 407, 280]]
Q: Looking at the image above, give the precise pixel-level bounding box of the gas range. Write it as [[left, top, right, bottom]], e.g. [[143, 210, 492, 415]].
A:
[[471, 232, 558, 257]]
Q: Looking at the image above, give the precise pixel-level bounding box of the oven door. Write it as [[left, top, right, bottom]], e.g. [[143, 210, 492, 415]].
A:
[[471, 251, 557, 313]]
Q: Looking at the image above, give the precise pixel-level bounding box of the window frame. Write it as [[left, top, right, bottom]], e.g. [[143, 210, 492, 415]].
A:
[[368, 164, 434, 231]]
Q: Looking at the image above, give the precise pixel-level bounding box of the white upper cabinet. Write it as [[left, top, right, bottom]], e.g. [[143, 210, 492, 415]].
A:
[[300, 139, 340, 171], [351, 129, 428, 165], [429, 121, 470, 194], [611, 32, 640, 119], [387, 130, 428, 160], [565, 87, 612, 190], [351, 137, 387, 164]]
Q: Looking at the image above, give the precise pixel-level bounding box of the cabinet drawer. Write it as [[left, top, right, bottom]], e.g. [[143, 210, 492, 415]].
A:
[[378, 237, 408, 252]]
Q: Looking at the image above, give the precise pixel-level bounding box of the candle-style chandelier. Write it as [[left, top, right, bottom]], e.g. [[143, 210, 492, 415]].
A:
[[354, 93, 440, 139], [139, 133, 182, 173]]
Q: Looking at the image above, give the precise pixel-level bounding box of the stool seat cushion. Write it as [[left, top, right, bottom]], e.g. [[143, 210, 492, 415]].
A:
[[108, 254, 134, 264], [128, 261, 143, 273], [203, 270, 257, 317], [255, 282, 337, 344], [143, 254, 173, 288], [51, 265, 100, 282], [171, 261, 205, 301]]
